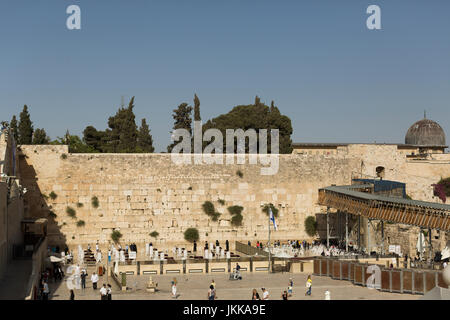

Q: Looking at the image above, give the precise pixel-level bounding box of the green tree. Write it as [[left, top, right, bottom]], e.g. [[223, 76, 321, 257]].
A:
[[167, 102, 193, 152], [10, 115, 18, 142], [193, 94, 201, 121], [304, 216, 317, 237], [18, 105, 33, 144], [83, 126, 105, 152], [32, 128, 50, 144], [51, 130, 96, 153], [202, 96, 293, 153], [137, 119, 155, 153], [184, 228, 199, 242], [106, 97, 138, 153]]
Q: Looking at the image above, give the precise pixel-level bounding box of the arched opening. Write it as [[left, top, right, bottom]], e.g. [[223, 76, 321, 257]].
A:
[[376, 166, 385, 180]]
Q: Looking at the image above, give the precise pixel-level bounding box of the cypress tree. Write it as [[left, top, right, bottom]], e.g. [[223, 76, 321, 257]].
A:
[[194, 94, 201, 121], [137, 118, 155, 153], [18, 105, 33, 144], [167, 102, 193, 152], [32, 128, 50, 144], [10, 115, 18, 142], [107, 97, 138, 153]]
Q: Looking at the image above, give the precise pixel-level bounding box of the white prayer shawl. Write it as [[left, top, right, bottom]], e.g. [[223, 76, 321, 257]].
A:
[[145, 243, 150, 256], [160, 251, 165, 260]]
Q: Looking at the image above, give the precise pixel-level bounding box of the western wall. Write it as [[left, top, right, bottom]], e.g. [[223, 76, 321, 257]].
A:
[[18, 143, 450, 254]]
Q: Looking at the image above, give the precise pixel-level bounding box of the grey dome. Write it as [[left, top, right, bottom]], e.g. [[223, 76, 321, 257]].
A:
[[405, 118, 446, 146]]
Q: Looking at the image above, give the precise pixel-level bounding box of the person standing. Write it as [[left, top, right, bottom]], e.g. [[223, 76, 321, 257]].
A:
[[42, 281, 50, 300], [100, 284, 108, 300], [262, 288, 269, 300], [251, 289, 260, 300], [171, 283, 177, 299], [208, 285, 216, 300], [193, 240, 197, 253], [107, 284, 112, 300], [210, 280, 216, 289], [225, 240, 229, 252], [305, 275, 312, 296], [81, 271, 87, 289], [281, 290, 288, 300], [70, 289, 75, 300], [91, 272, 99, 290]]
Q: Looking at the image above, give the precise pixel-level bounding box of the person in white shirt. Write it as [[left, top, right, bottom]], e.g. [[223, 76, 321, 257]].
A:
[[91, 272, 99, 290], [171, 283, 177, 299], [262, 288, 269, 300], [100, 284, 108, 300]]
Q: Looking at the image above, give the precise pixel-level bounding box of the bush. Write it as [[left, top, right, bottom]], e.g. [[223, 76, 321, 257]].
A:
[[111, 230, 122, 243], [231, 214, 243, 226], [184, 228, 199, 242], [202, 201, 221, 221], [60, 154, 67, 160], [66, 206, 76, 218], [150, 231, 159, 238], [202, 201, 215, 215], [76, 202, 84, 208], [49, 191, 57, 200], [218, 199, 225, 205], [304, 216, 317, 237], [262, 203, 279, 217], [91, 196, 99, 208], [228, 205, 243, 216], [236, 170, 243, 178], [76, 220, 85, 227]]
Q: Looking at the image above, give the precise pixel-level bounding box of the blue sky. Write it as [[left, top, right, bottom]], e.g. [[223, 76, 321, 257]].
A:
[[1, 0, 449, 151]]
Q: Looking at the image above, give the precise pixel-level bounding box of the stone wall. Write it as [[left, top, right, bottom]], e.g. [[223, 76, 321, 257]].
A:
[[18, 144, 450, 254]]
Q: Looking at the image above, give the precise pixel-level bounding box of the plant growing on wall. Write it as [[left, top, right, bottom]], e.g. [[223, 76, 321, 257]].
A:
[[304, 216, 317, 237], [432, 177, 450, 203], [76, 220, 85, 227], [202, 201, 221, 221], [66, 206, 76, 218], [76, 202, 84, 208], [111, 230, 122, 243], [262, 203, 279, 217], [236, 170, 243, 178], [60, 153, 68, 160], [149, 231, 159, 238], [41, 193, 49, 200], [91, 196, 99, 208], [184, 228, 199, 242], [228, 205, 244, 226], [218, 199, 225, 205], [49, 191, 58, 200]]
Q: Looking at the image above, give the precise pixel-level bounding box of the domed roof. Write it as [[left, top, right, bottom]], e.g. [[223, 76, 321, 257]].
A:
[[405, 116, 446, 146]]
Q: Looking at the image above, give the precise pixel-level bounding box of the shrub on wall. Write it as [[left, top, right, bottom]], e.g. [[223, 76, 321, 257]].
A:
[[231, 214, 243, 226], [48, 211, 57, 219], [218, 199, 225, 205], [76, 220, 85, 227], [150, 231, 159, 238], [66, 206, 76, 218], [236, 170, 243, 178], [111, 230, 122, 243], [76, 202, 84, 208], [60, 154, 68, 160], [49, 191, 57, 200], [91, 196, 99, 208], [262, 203, 279, 217], [304, 216, 317, 237], [202, 201, 221, 221], [184, 228, 199, 242], [228, 205, 244, 227]]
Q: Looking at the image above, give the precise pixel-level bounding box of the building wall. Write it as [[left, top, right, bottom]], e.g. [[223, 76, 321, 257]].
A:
[[0, 183, 8, 280], [18, 144, 450, 254]]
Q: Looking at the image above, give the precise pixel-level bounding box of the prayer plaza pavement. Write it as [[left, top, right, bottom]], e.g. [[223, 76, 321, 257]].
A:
[[48, 266, 418, 300]]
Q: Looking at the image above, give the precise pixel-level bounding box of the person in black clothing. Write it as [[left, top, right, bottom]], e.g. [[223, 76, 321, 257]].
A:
[[81, 271, 87, 289], [251, 289, 260, 300], [215, 240, 219, 247], [193, 240, 197, 252], [70, 289, 75, 300], [225, 240, 229, 252], [107, 284, 112, 300], [282, 290, 288, 300]]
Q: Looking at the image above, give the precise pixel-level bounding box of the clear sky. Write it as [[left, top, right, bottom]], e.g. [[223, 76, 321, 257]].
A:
[[1, 0, 449, 152]]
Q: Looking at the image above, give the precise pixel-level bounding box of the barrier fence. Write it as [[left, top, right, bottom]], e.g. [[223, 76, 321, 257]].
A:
[[313, 257, 448, 295], [24, 237, 48, 300]]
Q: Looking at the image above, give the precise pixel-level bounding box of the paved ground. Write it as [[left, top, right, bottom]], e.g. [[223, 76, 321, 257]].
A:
[[48, 265, 418, 300], [0, 259, 32, 300]]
